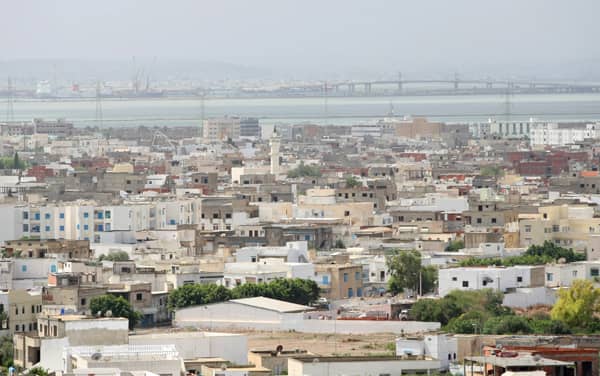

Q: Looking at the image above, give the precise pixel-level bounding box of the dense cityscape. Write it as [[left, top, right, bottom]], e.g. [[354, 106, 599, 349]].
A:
[[2, 1, 600, 376]]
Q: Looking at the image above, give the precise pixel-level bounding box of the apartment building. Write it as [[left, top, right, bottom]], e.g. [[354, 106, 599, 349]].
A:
[[315, 263, 364, 300], [203, 116, 241, 141]]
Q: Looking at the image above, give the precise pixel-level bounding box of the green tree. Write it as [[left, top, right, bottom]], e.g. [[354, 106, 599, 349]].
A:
[[483, 315, 533, 334], [90, 295, 141, 330], [459, 241, 584, 267], [168, 278, 321, 311], [345, 175, 362, 188], [0, 335, 13, 368], [480, 165, 504, 179], [287, 162, 321, 178], [98, 251, 130, 262], [551, 279, 600, 330], [387, 250, 437, 295], [446, 310, 487, 334], [530, 318, 571, 335], [13, 153, 19, 171], [167, 283, 232, 311], [28, 367, 49, 376], [446, 239, 465, 252]]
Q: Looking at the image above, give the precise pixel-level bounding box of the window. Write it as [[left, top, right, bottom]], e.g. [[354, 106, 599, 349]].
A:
[[572, 271, 578, 277], [591, 268, 599, 277], [546, 273, 554, 281], [225, 213, 232, 219], [517, 276, 523, 283], [23, 212, 29, 220], [45, 226, 50, 232], [344, 211, 350, 217], [476, 218, 482, 224], [491, 218, 497, 224], [524, 225, 531, 233], [34, 213, 40, 220], [136, 293, 143, 301], [322, 275, 329, 285], [213, 213, 219, 219], [97, 212, 103, 219], [452, 277, 457, 281], [355, 271, 360, 280], [59, 213, 65, 219], [23, 224, 29, 232], [44, 213, 51, 219], [21, 265, 27, 272], [357, 287, 363, 297], [343, 273, 348, 282], [348, 288, 354, 297], [84, 224, 89, 231], [83, 212, 89, 218], [462, 281, 469, 287], [105, 211, 111, 219], [59, 225, 64, 231]]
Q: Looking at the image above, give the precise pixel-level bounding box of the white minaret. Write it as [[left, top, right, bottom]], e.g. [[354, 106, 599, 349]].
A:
[[270, 129, 281, 175]]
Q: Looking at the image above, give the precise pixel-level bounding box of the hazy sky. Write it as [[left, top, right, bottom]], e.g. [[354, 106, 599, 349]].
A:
[[1, 0, 599, 79]]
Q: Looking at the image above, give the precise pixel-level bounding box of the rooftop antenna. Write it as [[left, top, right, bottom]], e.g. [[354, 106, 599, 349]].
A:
[[6, 77, 14, 122], [95, 81, 103, 128]]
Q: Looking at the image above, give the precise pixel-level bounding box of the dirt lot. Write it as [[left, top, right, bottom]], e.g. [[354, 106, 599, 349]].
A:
[[247, 331, 398, 356]]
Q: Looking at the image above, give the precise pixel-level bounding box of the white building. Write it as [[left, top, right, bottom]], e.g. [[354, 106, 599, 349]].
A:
[[288, 356, 441, 376], [235, 241, 309, 263], [65, 344, 183, 376], [175, 297, 440, 334], [129, 331, 248, 364], [396, 333, 458, 371], [438, 265, 544, 297], [530, 123, 600, 147], [223, 259, 315, 288], [544, 261, 600, 288]]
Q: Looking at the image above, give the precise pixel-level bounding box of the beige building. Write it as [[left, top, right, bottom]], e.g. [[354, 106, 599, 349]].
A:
[[519, 204, 600, 251], [394, 117, 444, 139], [203, 117, 241, 141], [315, 263, 364, 300], [3, 290, 42, 335]]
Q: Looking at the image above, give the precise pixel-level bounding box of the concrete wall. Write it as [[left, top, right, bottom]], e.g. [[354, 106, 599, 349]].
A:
[[129, 332, 248, 364], [40, 337, 69, 372], [503, 287, 557, 309], [175, 303, 440, 334]]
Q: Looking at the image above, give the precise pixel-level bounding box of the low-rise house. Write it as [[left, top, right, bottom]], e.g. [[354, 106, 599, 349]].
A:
[[13, 315, 129, 371], [315, 263, 364, 300], [287, 355, 441, 376], [438, 265, 545, 297]]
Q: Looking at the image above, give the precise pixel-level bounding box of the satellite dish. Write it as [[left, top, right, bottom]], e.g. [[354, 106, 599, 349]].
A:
[[91, 352, 102, 361], [106, 310, 113, 317], [220, 364, 227, 371], [276, 345, 284, 353]]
